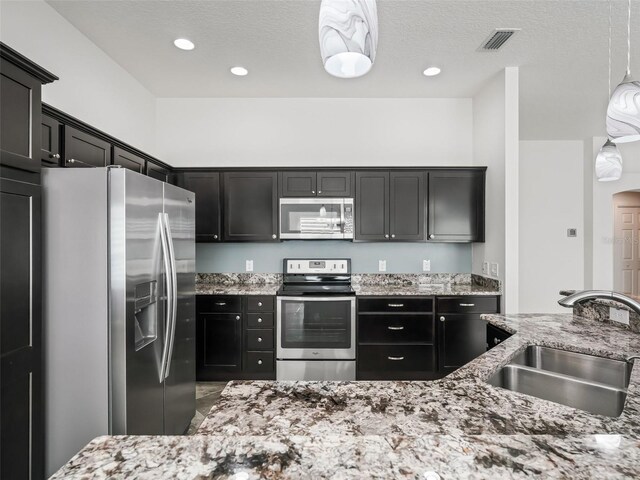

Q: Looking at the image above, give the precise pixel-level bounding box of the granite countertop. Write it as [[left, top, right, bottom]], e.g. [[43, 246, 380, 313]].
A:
[[52, 312, 640, 478], [352, 284, 500, 296], [196, 283, 281, 296]]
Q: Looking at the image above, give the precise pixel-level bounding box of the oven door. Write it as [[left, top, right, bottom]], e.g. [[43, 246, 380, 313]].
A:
[[279, 198, 347, 239], [276, 296, 356, 360]]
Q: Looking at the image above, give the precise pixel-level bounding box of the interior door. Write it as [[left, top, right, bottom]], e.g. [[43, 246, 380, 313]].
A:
[[110, 169, 165, 435], [614, 204, 640, 296], [163, 183, 196, 434]]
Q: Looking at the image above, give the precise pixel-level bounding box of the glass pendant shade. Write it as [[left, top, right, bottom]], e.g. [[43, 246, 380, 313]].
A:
[[606, 73, 640, 143], [595, 139, 623, 181], [319, 0, 378, 78]]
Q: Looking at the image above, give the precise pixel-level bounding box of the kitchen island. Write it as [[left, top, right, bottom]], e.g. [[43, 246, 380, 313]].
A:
[[51, 312, 640, 479]]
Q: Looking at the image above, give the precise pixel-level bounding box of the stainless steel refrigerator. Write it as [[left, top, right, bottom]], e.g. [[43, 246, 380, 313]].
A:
[[42, 167, 196, 476]]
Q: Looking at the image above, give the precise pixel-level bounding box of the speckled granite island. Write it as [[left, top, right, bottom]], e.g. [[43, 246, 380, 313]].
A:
[[52, 310, 640, 479]]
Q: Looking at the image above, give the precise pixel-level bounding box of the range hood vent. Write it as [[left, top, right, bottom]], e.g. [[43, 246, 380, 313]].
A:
[[479, 29, 520, 51]]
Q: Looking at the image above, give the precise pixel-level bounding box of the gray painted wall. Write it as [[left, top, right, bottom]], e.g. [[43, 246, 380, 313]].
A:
[[197, 242, 472, 273]]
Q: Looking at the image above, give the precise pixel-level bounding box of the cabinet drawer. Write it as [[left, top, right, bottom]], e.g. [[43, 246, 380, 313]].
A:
[[437, 296, 499, 314], [358, 297, 433, 313], [247, 296, 274, 312], [245, 351, 275, 373], [246, 329, 274, 350], [247, 312, 274, 328], [197, 295, 242, 313], [358, 345, 436, 379], [358, 314, 434, 344]]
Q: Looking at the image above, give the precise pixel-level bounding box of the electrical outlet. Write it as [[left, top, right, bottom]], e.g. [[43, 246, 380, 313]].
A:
[[423, 259, 431, 272], [490, 262, 499, 277], [245, 260, 254, 272], [609, 307, 630, 326], [482, 261, 489, 275], [378, 260, 387, 272]]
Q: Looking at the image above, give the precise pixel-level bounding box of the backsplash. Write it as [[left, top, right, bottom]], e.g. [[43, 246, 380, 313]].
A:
[[196, 241, 472, 274]]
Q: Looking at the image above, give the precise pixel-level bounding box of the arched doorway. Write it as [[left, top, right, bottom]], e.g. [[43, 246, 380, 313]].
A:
[[613, 191, 640, 295]]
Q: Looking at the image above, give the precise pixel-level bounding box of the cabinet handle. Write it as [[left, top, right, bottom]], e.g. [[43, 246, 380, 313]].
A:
[[429, 234, 435, 239], [258, 359, 263, 365], [312, 190, 316, 194], [318, 190, 322, 194], [50, 153, 61, 159], [257, 337, 263, 342], [272, 234, 277, 239], [388, 303, 404, 308], [388, 326, 404, 331], [440, 316, 446, 322], [388, 356, 404, 361], [459, 303, 475, 307], [391, 234, 396, 238], [215, 302, 226, 306], [384, 234, 389, 239], [258, 317, 263, 323], [235, 315, 240, 320], [213, 234, 218, 239], [68, 158, 76, 164], [258, 301, 263, 307], [494, 337, 501, 345]]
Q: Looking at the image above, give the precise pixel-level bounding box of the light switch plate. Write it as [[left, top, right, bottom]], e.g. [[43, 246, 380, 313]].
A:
[[378, 260, 387, 272], [423, 259, 431, 272], [245, 260, 254, 272], [490, 262, 499, 277], [482, 261, 489, 275], [609, 307, 630, 325]]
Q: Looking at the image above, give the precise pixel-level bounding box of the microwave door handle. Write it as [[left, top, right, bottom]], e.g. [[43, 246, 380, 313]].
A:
[[163, 213, 178, 380], [158, 213, 173, 383], [340, 202, 345, 230]]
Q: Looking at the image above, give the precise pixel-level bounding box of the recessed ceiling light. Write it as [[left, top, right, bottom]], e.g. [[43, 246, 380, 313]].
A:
[[174, 38, 195, 51], [423, 66, 441, 77], [230, 66, 249, 76]]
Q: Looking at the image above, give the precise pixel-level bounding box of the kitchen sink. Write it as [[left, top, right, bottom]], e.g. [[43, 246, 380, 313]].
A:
[[487, 346, 633, 417]]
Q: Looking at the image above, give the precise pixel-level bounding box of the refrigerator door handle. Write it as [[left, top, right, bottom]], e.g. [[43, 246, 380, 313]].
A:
[[158, 213, 173, 383], [163, 213, 178, 380]]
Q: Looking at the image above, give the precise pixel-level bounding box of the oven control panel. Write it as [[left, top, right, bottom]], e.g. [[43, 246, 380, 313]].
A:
[[285, 259, 349, 274]]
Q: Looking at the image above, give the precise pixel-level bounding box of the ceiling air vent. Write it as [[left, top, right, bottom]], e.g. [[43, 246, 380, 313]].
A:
[[479, 29, 520, 51]]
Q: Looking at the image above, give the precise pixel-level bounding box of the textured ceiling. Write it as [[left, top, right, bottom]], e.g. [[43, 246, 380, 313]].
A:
[[46, 0, 640, 140]]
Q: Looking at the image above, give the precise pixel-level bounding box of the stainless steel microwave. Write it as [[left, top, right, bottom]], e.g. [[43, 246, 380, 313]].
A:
[[279, 198, 354, 239]]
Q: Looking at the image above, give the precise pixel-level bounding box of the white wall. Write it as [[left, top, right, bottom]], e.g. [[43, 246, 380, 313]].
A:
[[471, 68, 519, 313], [591, 138, 640, 290], [0, 0, 157, 155], [519, 141, 584, 313], [155, 98, 473, 167]]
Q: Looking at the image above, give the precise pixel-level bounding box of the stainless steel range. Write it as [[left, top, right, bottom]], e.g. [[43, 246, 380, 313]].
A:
[[276, 258, 356, 381]]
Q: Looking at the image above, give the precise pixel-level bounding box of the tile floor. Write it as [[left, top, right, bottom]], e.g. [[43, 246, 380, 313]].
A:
[[187, 382, 228, 434]]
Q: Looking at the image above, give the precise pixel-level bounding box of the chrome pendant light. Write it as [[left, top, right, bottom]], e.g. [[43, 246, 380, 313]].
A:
[[606, 0, 640, 143], [319, 0, 378, 78], [598, 0, 623, 181]]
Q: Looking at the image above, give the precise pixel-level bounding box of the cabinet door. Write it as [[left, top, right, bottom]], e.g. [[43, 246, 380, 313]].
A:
[[181, 171, 221, 242], [113, 146, 145, 173], [389, 171, 425, 241], [64, 126, 111, 168], [196, 312, 242, 379], [0, 59, 42, 174], [147, 161, 170, 182], [427, 170, 485, 242], [1, 179, 43, 480], [41, 114, 61, 167], [355, 171, 389, 241], [223, 171, 278, 242], [280, 171, 316, 197], [439, 313, 487, 372], [317, 171, 353, 197]]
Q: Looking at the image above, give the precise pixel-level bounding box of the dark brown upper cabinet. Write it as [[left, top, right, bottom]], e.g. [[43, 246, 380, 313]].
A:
[[1, 44, 57, 176], [41, 114, 62, 167], [147, 161, 170, 183], [355, 170, 424, 242], [427, 169, 485, 242], [280, 171, 352, 197], [64, 126, 111, 168], [223, 171, 278, 242], [180, 171, 221, 242], [113, 146, 145, 173]]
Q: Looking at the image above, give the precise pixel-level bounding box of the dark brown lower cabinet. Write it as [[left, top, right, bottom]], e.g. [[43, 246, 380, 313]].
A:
[[196, 295, 275, 380], [0, 178, 43, 480]]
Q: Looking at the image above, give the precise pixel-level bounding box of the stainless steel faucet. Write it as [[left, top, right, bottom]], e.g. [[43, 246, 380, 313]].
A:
[[558, 290, 640, 316]]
